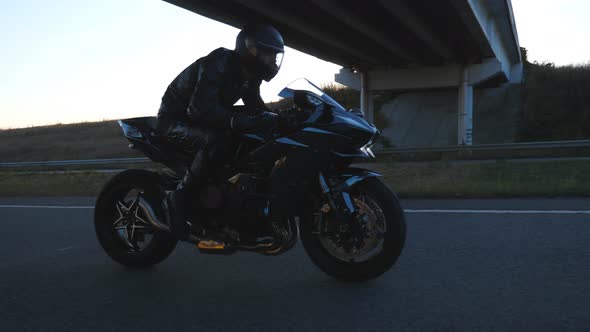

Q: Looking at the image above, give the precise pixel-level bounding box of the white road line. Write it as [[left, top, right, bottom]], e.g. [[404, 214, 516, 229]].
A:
[[0, 205, 93, 209], [404, 209, 590, 214], [57, 246, 73, 251], [0, 205, 589, 215]]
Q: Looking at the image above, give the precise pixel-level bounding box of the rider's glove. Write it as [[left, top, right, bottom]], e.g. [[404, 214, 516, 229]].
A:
[[229, 110, 279, 134], [278, 108, 297, 126], [277, 107, 299, 130]]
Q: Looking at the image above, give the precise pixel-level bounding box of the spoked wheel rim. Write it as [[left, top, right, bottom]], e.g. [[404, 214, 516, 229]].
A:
[[111, 189, 157, 252], [318, 193, 387, 263]]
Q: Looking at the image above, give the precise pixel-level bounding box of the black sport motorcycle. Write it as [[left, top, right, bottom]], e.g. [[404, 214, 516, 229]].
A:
[[94, 79, 406, 281]]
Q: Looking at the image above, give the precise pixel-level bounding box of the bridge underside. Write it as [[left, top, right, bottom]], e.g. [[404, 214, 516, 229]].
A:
[[164, 0, 522, 145], [165, 0, 510, 67]]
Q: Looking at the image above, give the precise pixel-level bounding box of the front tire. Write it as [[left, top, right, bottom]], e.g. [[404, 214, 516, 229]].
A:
[[300, 177, 406, 282], [94, 169, 177, 268]]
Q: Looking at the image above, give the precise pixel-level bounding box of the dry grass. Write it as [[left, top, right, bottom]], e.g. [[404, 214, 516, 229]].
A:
[[0, 121, 142, 162], [2, 160, 589, 197], [0, 171, 112, 196], [360, 159, 590, 198]]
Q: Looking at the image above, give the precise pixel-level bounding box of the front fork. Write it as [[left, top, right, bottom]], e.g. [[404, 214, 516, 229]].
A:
[[318, 172, 356, 215], [314, 171, 379, 234]]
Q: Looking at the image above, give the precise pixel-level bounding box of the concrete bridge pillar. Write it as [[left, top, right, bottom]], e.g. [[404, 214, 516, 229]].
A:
[[458, 67, 473, 145], [360, 71, 374, 123]]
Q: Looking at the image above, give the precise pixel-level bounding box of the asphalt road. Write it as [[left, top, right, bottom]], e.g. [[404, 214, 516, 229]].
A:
[[1, 197, 589, 332]]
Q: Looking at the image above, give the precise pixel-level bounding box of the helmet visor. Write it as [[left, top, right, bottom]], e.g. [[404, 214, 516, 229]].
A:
[[275, 52, 284, 69], [259, 48, 284, 70]]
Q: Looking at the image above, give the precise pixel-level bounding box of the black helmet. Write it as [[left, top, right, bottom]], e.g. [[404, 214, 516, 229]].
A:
[[235, 24, 285, 82]]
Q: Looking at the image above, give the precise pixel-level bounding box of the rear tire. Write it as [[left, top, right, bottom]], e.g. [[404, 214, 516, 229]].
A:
[[300, 177, 406, 282], [94, 169, 177, 268]]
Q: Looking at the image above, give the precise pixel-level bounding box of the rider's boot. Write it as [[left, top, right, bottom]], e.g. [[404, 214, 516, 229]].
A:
[[164, 149, 207, 240], [163, 172, 194, 240]]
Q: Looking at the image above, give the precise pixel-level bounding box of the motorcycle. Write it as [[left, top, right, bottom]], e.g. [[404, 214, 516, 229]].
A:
[[94, 79, 406, 281]]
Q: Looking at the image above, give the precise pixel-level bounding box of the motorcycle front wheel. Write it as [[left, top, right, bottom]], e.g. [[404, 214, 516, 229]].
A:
[[300, 177, 406, 282]]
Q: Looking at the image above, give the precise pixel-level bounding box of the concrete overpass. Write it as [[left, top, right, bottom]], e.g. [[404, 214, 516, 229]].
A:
[[163, 0, 522, 145]]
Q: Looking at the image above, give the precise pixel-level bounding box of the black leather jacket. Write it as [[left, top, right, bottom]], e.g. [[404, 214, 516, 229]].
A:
[[158, 47, 275, 133]]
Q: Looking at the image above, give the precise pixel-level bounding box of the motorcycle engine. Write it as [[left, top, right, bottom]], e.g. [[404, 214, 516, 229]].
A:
[[198, 173, 264, 211], [199, 184, 224, 209]]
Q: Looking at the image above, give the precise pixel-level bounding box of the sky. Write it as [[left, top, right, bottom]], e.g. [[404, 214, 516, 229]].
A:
[[0, 0, 589, 129], [511, 0, 590, 65]]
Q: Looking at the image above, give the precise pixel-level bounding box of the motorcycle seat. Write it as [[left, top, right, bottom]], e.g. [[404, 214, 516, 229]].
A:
[[119, 116, 158, 134]]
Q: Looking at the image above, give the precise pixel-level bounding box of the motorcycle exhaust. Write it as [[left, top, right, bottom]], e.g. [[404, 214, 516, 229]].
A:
[[137, 197, 169, 231], [137, 197, 200, 244], [137, 196, 297, 253], [235, 218, 299, 255]]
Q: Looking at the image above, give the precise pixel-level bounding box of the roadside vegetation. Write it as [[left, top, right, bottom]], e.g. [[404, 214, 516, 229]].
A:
[[2, 52, 590, 198], [519, 53, 590, 141], [0, 171, 112, 196], [370, 159, 590, 198], [2, 159, 589, 197], [0, 121, 140, 162]]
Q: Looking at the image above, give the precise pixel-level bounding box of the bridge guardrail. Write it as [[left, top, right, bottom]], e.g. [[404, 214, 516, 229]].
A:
[[1, 140, 590, 168]]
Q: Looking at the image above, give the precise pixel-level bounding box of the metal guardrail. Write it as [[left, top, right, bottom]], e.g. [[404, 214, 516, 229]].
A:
[[373, 140, 590, 162], [375, 140, 590, 154], [375, 140, 590, 162], [0, 157, 149, 168], [1, 140, 589, 168]]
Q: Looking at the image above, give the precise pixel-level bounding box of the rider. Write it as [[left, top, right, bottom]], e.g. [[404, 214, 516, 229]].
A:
[[156, 24, 285, 240]]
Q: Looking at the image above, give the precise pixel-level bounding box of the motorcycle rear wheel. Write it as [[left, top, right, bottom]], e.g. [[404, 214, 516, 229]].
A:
[[94, 169, 177, 268], [300, 177, 406, 282]]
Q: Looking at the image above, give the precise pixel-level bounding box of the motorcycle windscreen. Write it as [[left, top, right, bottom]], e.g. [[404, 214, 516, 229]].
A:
[[278, 78, 347, 112]]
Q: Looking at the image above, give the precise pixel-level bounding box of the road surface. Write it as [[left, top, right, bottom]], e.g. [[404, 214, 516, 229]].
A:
[[1, 197, 589, 331]]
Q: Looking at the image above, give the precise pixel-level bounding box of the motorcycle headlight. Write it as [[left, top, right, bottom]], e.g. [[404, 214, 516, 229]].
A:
[[365, 131, 379, 148], [360, 132, 379, 158], [360, 144, 375, 158]]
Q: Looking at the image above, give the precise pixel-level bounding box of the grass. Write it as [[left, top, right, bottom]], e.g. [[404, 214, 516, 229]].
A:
[[0, 172, 113, 197], [368, 159, 590, 198], [0, 121, 140, 162], [2, 159, 589, 197]]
